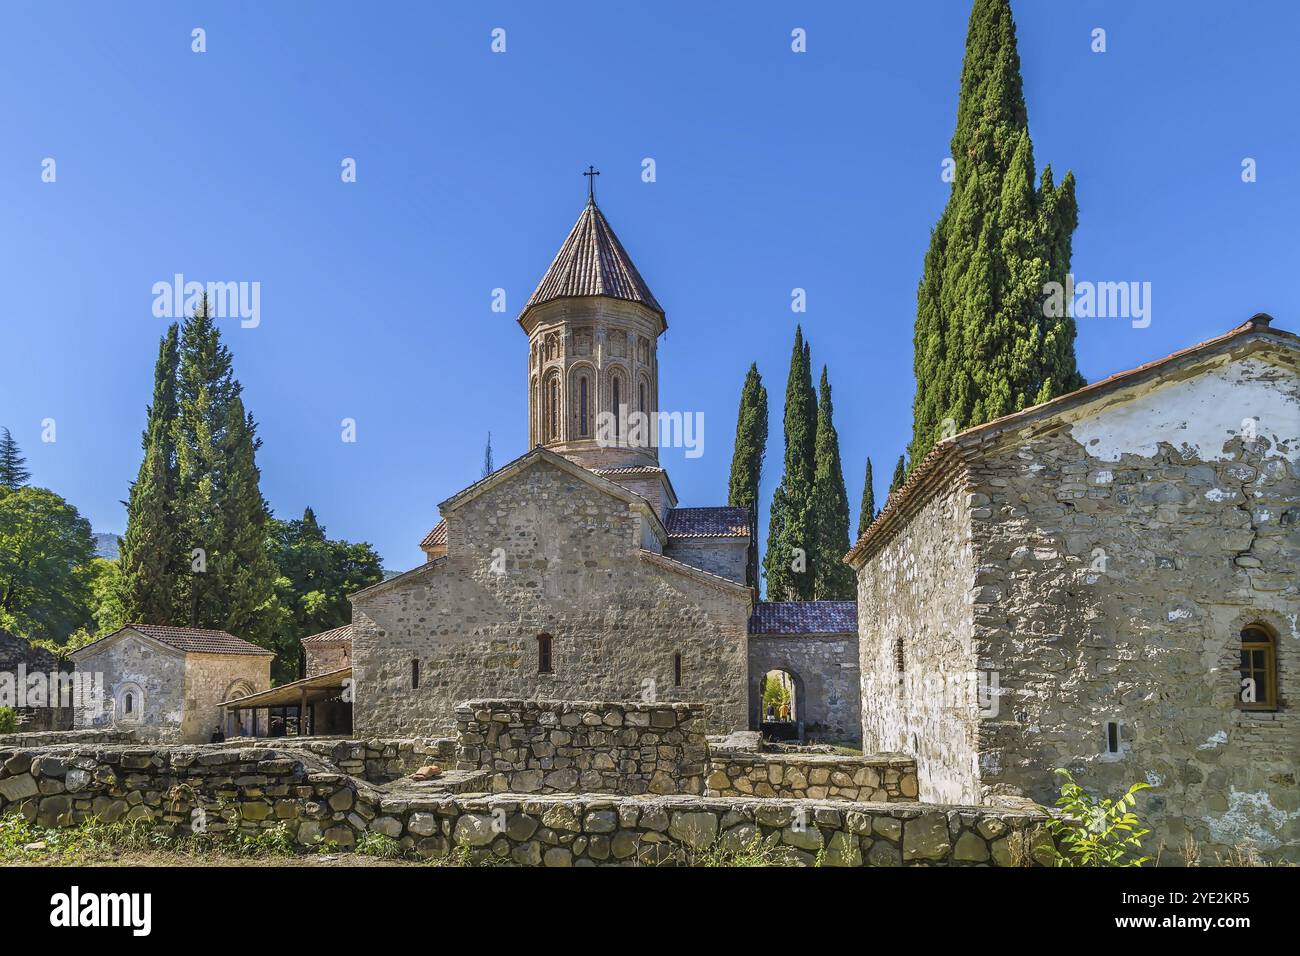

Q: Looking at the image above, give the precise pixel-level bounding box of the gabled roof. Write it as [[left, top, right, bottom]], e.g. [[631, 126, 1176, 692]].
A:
[[666, 506, 751, 539], [845, 314, 1299, 566], [420, 519, 447, 550], [749, 601, 857, 635], [72, 624, 275, 659], [301, 624, 352, 646], [519, 199, 663, 325]]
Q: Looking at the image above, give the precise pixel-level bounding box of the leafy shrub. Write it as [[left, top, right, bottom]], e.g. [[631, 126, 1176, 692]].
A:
[[1040, 768, 1151, 867], [0, 707, 18, 734]]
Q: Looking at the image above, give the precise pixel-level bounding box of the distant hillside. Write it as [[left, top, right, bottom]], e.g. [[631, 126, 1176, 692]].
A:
[[382, 568, 402, 581], [93, 532, 121, 561]]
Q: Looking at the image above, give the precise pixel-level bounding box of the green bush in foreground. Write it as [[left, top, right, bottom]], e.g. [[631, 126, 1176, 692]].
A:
[[1040, 768, 1151, 867]]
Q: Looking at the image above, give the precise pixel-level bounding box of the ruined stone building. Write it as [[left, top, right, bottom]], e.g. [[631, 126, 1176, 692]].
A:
[[347, 195, 856, 741], [849, 315, 1299, 862], [70, 624, 273, 743]]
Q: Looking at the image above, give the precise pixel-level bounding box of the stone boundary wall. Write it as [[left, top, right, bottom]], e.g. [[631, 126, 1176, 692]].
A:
[[0, 729, 133, 748], [706, 753, 918, 802], [0, 744, 1051, 866], [228, 737, 455, 782], [455, 699, 708, 795]]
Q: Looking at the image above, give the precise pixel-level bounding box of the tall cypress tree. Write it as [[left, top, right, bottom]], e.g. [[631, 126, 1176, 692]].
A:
[[173, 297, 277, 641], [857, 457, 875, 538], [764, 327, 817, 601], [910, 0, 1081, 467], [889, 455, 907, 498], [727, 363, 768, 589], [810, 366, 855, 599], [0, 428, 31, 490], [119, 324, 181, 624]]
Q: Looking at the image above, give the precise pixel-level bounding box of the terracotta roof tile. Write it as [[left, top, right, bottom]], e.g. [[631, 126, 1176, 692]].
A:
[[301, 624, 352, 645], [123, 624, 274, 656], [520, 200, 663, 321], [665, 506, 750, 539], [749, 602, 857, 635], [420, 519, 447, 550]]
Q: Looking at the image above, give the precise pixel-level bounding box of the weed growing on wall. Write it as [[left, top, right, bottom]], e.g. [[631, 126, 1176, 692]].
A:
[[1039, 768, 1151, 867]]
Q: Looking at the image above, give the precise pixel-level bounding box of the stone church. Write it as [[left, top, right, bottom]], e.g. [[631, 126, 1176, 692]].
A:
[[850, 314, 1299, 860], [348, 194, 859, 740]]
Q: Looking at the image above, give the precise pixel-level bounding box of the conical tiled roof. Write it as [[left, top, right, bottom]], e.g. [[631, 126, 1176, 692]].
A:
[[520, 199, 663, 322]]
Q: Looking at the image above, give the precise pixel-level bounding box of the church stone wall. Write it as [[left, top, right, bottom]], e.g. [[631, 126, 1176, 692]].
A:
[[72, 636, 187, 742], [352, 460, 750, 737], [966, 355, 1300, 864], [181, 654, 271, 744], [747, 633, 862, 745], [855, 464, 980, 804], [305, 642, 349, 678], [665, 538, 748, 583]]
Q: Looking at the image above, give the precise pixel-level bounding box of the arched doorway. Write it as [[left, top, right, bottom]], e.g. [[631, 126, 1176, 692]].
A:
[[758, 668, 805, 742]]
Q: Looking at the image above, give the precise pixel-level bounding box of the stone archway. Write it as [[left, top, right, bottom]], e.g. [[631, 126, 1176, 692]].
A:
[[750, 666, 806, 741]]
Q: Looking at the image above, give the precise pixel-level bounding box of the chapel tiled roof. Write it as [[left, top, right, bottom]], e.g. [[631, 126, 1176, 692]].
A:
[[107, 624, 275, 656], [301, 624, 352, 646], [665, 506, 751, 539], [420, 519, 447, 550], [844, 314, 1299, 566], [592, 466, 667, 477], [748, 602, 858, 635], [520, 199, 663, 322]]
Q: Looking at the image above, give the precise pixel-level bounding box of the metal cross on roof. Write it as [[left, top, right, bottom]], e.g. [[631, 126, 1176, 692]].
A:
[[583, 164, 600, 201]]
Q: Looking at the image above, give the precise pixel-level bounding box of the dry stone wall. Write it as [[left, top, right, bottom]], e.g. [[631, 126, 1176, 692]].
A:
[[706, 752, 917, 802], [455, 699, 708, 795], [0, 742, 1052, 866]]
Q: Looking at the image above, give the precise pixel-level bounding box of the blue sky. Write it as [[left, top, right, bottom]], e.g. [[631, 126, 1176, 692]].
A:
[[1, 1, 1297, 572]]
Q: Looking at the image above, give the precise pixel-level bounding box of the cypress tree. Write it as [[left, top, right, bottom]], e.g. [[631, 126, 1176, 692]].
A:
[[482, 432, 494, 478], [0, 428, 31, 490], [910, 0, 1081, 467], [810, 367, 855, 599], [119, 324, 181, 624], [173, 296, 277, 640], [727, 363, 768, 588], [857, 458, 875, 538], [889, 455, 907, 498], [764, 327, 817, 601]]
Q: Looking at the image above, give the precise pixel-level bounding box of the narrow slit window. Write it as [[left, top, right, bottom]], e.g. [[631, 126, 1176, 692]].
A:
[[674, 652, 682, 687], [579, 377, 589, 436], [612, 377, 622, 438], [124, 693, 133, 715], [411, 659, 420, 690], [1106, 721, 1120, 754], [537, 633, 553, 674]]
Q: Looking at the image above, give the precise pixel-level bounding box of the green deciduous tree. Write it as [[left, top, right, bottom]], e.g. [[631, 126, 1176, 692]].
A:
[[267, 507, 383, 682], [0, 428, 30, 490], [0, 486, 95, 640], [810, 367, 855, 599], [727, 363, 768, 588], [763, 327, 817, 601], [910, 0, 1082, 467]]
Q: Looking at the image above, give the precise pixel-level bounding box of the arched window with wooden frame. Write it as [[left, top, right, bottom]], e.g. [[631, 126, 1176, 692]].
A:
[[537, 633, 553, 674], [1239, 623, 1277, 710]]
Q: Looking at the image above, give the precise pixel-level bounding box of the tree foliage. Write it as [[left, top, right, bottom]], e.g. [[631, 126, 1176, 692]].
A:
[[910, 0, 1082, 467], [727, 363, 768, 588], [810, 367, 855, 599], [0, 486, 95, 640], [0, 428, 30, 490], [763, 328, 817, 601]]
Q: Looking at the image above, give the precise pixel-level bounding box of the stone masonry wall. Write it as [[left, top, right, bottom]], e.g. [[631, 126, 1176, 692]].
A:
[[305, 643, 350, 678], [705, 752, 916, 802], [181, 653, 272, 744], [664, 539, 748, 583], [0, 742, 1053, 866], [351, 459, 750, 737], [967, 349, 1300, 864], [454, 699, 708, 795], [748, 632, 861, 745], [855, 463, 980, 804], [73, 635, 186, 741], [230, 737, 456, 782]]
